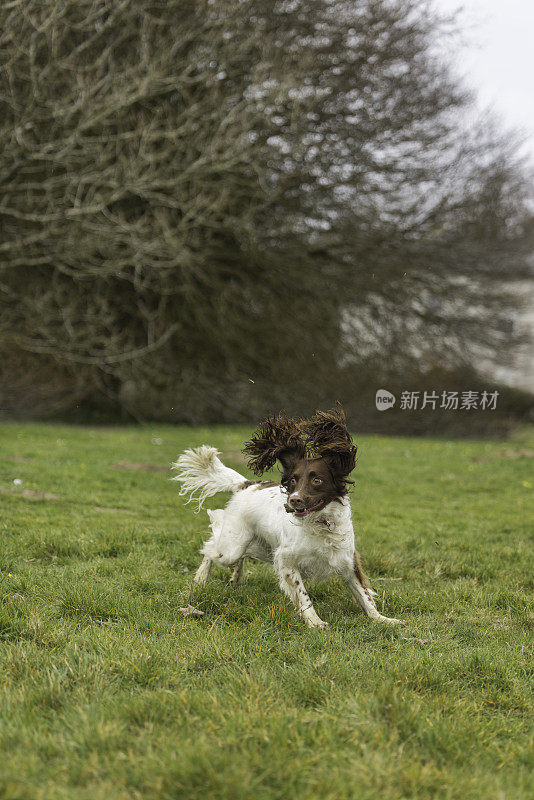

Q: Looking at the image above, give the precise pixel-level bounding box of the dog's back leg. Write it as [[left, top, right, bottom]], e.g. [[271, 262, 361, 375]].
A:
[[195, 528, 251, 588], [194, 555, 212, 586], [194, 552, 245, 588], [229, 557, 245, 588], [194, 507, 253, 589]]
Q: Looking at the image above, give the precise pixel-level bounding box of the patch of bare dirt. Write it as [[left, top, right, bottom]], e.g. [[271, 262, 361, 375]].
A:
[[473, 449, 534, 463], [21, 489, 59, 500], [0, 487, 59, 501], [92, 506, 130, 513]]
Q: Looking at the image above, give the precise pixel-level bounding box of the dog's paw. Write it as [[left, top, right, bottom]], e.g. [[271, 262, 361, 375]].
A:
[[378, 615, 405, 625], [307, 618, 329, 629]]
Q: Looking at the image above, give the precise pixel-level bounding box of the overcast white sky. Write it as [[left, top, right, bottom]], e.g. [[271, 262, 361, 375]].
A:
[[432, 0, 534, 163]]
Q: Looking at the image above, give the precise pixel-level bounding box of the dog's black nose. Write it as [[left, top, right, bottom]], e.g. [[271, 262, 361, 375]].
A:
[[289, 495, 305, 510]]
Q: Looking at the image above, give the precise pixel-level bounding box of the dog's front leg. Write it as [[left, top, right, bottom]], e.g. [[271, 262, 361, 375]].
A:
[[276, 564, 328, 629], [340, 559, 403, 624]]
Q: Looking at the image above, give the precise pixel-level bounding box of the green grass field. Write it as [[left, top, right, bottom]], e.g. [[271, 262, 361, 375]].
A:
[[0, 422, 532, 800]]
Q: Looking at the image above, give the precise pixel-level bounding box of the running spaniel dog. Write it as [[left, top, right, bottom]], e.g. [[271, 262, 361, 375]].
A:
[[173, 404, 401, 628]]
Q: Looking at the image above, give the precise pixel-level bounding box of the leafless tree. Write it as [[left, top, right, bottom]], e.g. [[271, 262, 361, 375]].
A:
[[0, 0, 531, 422]]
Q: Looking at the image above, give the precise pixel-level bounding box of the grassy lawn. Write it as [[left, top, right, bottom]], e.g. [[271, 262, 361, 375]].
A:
[[0, 422, 532, 800]]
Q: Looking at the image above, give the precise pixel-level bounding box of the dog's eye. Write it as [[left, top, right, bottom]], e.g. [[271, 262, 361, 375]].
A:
[[289, 477, 297, 486], [312, 477, 323, 485]]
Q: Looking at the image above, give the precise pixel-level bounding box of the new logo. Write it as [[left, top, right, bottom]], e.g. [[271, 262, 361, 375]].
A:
[[375, 389, 396, 411]]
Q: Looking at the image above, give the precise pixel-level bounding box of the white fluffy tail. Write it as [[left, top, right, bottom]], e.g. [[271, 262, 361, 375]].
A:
[[171, 446, 246, 510]]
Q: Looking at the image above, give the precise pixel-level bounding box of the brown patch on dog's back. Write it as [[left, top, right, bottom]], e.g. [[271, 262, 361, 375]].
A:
[[238, 480, 278, 491]]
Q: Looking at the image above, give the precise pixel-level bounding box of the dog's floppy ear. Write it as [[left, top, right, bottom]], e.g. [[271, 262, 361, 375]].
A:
[[300, 402, 357, 482], [242, 412, 306, 476]]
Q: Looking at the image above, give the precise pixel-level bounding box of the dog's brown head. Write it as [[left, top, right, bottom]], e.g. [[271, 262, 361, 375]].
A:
[[242, 403, 357, 518]]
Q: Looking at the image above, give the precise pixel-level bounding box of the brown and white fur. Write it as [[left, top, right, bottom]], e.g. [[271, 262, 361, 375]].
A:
[[172, 405, 402, 628]]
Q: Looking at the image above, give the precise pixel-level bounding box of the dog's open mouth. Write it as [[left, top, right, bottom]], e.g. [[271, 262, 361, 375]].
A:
[[284, 499, 326, 518]]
